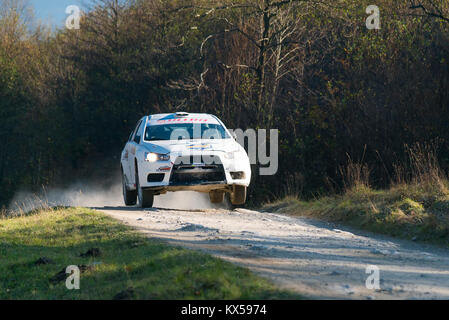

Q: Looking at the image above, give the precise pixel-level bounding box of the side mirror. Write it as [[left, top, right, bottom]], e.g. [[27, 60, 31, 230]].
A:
[[231, 132, 237, 140]]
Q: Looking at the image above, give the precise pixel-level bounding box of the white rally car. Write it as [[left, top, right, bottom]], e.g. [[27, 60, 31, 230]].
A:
[[120, 112, 251, 208]]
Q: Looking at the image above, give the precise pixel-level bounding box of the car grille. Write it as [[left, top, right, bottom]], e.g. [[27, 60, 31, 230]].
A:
[[170, 155, 226, 186]]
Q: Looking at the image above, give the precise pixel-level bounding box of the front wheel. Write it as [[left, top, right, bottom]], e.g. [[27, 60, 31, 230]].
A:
[[230, 185, 247, 206], [209, 191, 225, 204], [122, 171, 137, 206], [136, 167, 154, 208]]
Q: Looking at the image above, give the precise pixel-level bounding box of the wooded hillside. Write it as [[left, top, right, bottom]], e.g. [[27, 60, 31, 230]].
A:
[[1, 0, 448, 207]]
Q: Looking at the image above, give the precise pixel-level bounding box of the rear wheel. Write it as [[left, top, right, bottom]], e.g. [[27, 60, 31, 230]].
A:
[[230, 185, 247, 206], [122, 170, 137, 206], [209, 191, 225, 204], [136, 167, 154, 208]]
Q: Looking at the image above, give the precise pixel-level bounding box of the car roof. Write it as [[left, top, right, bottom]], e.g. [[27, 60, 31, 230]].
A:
[[147, 113, 216, 120], [145, 113, 222, 126]]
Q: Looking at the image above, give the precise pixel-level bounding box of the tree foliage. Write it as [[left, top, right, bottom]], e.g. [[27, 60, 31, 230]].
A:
[[1, 0, 449, 207]]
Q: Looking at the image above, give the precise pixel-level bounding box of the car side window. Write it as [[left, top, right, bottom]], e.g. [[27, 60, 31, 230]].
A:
[[128, 120, 142, 142], [129, 120, 142, 142], [128, 130, 134, 142], [133, 120, 144, 144]]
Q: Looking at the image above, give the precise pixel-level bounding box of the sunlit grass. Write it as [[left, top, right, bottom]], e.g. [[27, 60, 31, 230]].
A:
[[0, 208, 300, 300]]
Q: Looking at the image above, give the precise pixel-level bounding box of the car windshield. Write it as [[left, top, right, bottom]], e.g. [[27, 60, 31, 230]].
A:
[[144, 123, 230, 141]]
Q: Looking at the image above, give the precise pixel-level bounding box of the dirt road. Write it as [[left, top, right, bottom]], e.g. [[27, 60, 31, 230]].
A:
[[100, 206, 449, 300]]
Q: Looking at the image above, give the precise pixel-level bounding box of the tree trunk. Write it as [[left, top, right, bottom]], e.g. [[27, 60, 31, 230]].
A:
[[257, 1, 271, 123]]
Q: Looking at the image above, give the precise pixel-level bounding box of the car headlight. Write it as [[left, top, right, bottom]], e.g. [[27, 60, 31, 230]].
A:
[[144, 152, 170, 162]]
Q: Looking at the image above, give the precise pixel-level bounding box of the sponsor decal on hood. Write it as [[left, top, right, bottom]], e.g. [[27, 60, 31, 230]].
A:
[[143, 139, 238, 155]]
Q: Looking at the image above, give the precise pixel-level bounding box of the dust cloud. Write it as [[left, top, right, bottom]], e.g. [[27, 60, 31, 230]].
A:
[[154, 191, 223, 210], [8, 182, 223, 213]]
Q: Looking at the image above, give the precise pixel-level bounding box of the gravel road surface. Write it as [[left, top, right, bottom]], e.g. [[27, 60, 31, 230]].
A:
[[100, 206, 449, 300]]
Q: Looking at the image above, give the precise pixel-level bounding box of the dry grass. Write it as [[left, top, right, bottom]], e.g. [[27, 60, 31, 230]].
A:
[[265, 142, 449, 247], [395, 142, 449, 194], [339, 156, 371, 192], [2, 190, 53, 219], [264, 185, 449, 247]]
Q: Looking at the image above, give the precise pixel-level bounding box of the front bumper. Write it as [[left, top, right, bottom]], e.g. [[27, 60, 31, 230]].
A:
[[137, 152, 251, 192]]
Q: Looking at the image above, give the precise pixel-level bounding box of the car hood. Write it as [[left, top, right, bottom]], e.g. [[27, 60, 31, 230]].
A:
[[142, 139, 240, 155]]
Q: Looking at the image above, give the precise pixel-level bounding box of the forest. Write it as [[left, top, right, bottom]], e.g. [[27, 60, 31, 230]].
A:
[[1, 0, 449, 208]]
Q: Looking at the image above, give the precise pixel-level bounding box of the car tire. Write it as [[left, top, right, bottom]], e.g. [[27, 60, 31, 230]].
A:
[[122, 171, 137, 206], [230, 185, 247, 206], [136, 167, 154, 208], [209, 191, 225, 204]]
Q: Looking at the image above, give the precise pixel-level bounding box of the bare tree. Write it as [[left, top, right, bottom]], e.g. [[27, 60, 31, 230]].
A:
[[409, 0, 449, 23], [0, 0, 34, 57], [173, 0, 329, 125]]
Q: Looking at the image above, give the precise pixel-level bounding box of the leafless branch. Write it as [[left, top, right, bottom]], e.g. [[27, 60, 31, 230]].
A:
[[409, 1, 449, 23]]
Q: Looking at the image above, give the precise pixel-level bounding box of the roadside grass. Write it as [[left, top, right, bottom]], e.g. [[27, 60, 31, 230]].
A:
[[263, 183, 449, 248], [0, 207, 300, 300]]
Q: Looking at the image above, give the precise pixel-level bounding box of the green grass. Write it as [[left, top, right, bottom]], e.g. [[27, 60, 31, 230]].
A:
[[264, 184, 449, 248], [0, 208, 300, 300]]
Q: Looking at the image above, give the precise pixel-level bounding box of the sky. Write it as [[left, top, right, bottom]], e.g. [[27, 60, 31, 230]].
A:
[[30, 0, 84, 27]]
